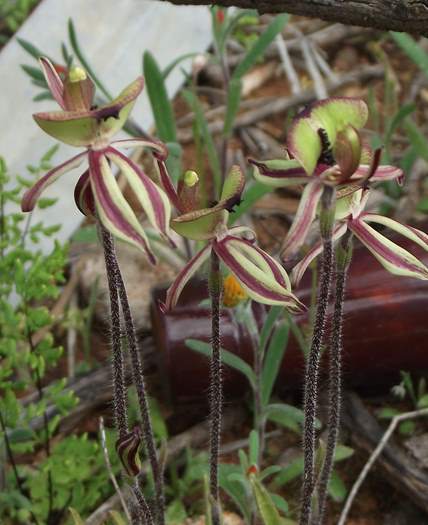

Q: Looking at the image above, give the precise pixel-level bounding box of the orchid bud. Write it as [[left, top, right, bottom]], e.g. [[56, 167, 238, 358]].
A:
[[116, 427, 142, 477], [184, 170, 199, 187]]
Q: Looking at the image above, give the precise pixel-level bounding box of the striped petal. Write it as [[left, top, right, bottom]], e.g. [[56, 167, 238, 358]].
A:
[[156, 159, 181, 212], [116, 428, 142, 477], [39, 57, 66, 109], [351, 164, 404, 184], [21, 151, 87, 212], [74, 169, 95, 216], [280, 181, 323, 262], [88, 151, 156, 264], [291, 223, 348, 286], [161, 243, 212, 312], [110, 138, 168, 159], [213, 236, 303, 310], [249, 158, 310, 187], [361, 214, 428, 252], [349, 219, 428, 280], [106, 147, 173, 245]]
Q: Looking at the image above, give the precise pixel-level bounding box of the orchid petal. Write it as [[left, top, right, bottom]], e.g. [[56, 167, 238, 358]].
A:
[[156, 159, 181, 212], [110, 138, 168, 159], [74, 169, 95, 216], [106, 148, 173, 244], [21, 151, 87, 212], [213, 236, 302, 310], [280, 181, 323, 262], [361, 214, 428, 252], [219, 165, 245, 211], [288, 98, 368, 175], [33, 77, 144, 147], [39, 57, 66, 110], [88, 151, 156, 264], [352, 164, 404, 184], [249, 158, 310, 187], [349, 219, 428, 280], [161, 243, 212, 312], [171, 208, 228, 241], [291, 223, 348, 286]]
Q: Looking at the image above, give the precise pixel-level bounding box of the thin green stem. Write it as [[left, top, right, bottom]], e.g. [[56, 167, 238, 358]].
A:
[[315, 232, 353, 525], [300, 185, 336, 525], [209, 250, 223, 525]]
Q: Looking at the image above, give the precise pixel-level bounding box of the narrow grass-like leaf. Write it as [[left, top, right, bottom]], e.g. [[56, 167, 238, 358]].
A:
[[21, 64, 46, 82], [233, 14, 288, 79], [182, 89, 221, 196], [223, 77, 242, 137], [261, 323, 289, 406], [390, 32, 428, 80], [163, 52, 199, 79], [143, 51, 177, 143], [230, 181, 272, 224], [259, 305, 283, 355], [68, 18, 113, 100], [219, 464, 251, 523], [384, 103, 415, 148], [186, 338, 256, 388], [265, 403, 306, 433], [249, 475, 282, 525], [404, 119, 428, 163], [249, 430, 259, 466], [17, 38, 46, 60], [328, 471, 347, 502]]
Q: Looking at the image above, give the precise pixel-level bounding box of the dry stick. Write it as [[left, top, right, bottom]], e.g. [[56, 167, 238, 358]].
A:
[[99, 417, 131, 523], [315, 232, 353, 525], [337, 407, 428, 525], [209, 250, 223, 525], [300, 186, 336, 525], [113, 258, 166, 525], [275, 33, 301, 95], [177, 65, 383, 142], [99, 224, 128, 439]]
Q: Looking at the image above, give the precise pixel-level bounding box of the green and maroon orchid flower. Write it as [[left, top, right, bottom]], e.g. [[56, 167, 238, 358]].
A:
[[158, 165, 303, 312], [21, 57, 172, 264], [248, 97, 403, 262], [291, 187, 428, 285]]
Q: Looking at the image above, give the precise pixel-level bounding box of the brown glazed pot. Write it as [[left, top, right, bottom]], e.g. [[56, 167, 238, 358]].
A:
[[151, 228, 428, 403]]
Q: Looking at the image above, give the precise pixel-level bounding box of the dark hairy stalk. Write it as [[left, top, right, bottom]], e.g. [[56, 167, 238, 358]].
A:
[[315, 232, 353, 525], [113, 259, 166, 525], [209, 250, 223, 525], [99, 224, 128, 439], [300, 185, 336, 525], [0, 411, 40, 525], [133, 480, 155, 525]]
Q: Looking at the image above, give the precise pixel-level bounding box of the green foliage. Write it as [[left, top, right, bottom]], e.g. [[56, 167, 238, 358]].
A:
[[0, 152, 82, 523], [0, 0, 39, 43], [26, 432, 120, 521]]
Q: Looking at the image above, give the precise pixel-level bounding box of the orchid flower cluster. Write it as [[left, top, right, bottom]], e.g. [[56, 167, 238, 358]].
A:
[[22, 57, 428, 525]]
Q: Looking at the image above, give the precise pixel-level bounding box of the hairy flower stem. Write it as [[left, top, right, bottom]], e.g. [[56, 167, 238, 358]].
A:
[[315, 232, 353, 525], [300, 185, 336, 525], [209, 250, 223, 525], [133, 480, 155, 525], [99, 225, 128, 439], [113, 258, 165, 525]]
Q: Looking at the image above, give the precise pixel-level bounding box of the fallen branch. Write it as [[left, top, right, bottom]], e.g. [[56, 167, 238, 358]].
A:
[[161, 0, 428, 37], [177, 64, 383, 142]]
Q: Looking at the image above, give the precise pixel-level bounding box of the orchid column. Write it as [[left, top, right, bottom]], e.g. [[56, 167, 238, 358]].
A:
[[249, 97, 403, 525], [21, 58, 174, 525]]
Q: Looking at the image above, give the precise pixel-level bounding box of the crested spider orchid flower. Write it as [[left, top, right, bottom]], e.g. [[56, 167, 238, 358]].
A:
[[158, 165, 303, 313], [21, 57, 172, 264], [248, 97, 403, 264], [292, 186, 428, 285], [249, 96, 403, 525]]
